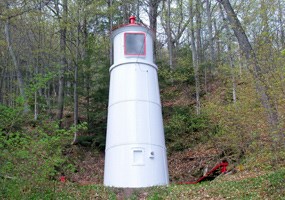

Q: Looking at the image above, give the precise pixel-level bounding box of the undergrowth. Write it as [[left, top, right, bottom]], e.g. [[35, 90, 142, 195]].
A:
[[1, 168, 284, 199]]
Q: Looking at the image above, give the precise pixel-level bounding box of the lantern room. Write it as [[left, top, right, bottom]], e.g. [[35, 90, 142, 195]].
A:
[[111, 16, 154, 66]]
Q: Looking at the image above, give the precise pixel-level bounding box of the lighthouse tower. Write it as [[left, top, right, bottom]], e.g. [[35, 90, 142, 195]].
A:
[[104, 16, 169, 188]]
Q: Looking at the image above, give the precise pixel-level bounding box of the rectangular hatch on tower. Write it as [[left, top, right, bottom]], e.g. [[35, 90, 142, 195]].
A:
[[132, 148, 145, 165], [124, 33, 146, 56]]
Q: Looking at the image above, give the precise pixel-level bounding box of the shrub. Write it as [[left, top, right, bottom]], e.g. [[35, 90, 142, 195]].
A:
[[164, 106, 210, 152]]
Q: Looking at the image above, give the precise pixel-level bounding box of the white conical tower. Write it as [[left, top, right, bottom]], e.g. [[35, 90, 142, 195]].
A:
[[104, 16, 169, 188]]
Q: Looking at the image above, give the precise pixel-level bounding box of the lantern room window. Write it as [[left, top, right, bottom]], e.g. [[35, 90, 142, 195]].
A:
[[124, 32, 146, 56]]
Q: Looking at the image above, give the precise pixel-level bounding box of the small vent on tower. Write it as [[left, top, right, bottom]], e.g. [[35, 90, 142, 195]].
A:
[[133, 148, 145, 165]]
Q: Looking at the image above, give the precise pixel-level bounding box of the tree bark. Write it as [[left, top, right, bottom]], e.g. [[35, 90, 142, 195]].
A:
[[147, 0, 161, 61], [205, 0, 214, 93], [217, 0, 253, 60], [217, 0, 279, 129], [189, 0, 201, 115], [108, 0, 113, 65], [136, 0, 140, 20], [56, 0, 68, 128], [206, 0, 215, 64], [219, 3, 236, 103], [195, 0, 203, 63], [83, 14, 91, 131], [277, 0, 285, 48], [0, 68, 5, 104], [4, 16, 29, 113], [72, 5, 80, 145], [167, 0, 173, 69]]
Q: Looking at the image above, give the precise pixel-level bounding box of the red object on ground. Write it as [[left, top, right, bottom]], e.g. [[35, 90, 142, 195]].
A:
[[60, 176, 66, 183], [220, 161, 228, 173], [178, 161, 228, 185]]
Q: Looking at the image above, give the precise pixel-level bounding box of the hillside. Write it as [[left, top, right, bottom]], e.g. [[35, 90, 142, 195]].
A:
[[1, 67, 285, 199], [1, 0, 285, 199]]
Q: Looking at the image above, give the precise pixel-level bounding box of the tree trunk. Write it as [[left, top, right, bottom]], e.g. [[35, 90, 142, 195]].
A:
[[72, 6, 80, 145], [136, 0, 140, 19], [230, 54, 237, 104], [217, 0, 253, 60], [0, 68, 5, 104], [56, 0, 68, 128], [219, 3, 236, 103], [277, 0, 285, 48], [206, 0, 215, 63], [82, 14, 91, 131], [148, 0, 161, 61], [5, 17, 29, 113], [195, 0, 203, 64], [108, 0, 113, 65], [217, 0, 280, 131], [167, 0, 173, 69], [214, 20, 221, 61], [260, 0, 270, 34], [34, 91, 38, 120], [189, 0, 201, 115], [205, 0, 214, 93]]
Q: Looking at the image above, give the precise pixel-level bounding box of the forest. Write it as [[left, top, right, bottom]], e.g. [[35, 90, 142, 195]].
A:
[[0, 0, 284, 199]]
